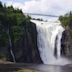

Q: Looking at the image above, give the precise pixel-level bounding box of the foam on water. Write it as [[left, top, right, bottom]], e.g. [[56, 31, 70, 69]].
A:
[[31, 20, 72, 65]]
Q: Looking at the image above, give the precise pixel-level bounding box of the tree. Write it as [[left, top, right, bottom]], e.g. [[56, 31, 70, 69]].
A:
[[0, 1, 32, 62], [59, 12, 72, 28]]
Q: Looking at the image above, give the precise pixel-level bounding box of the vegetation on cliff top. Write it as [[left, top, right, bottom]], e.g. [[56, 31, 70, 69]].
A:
[[0, 1, 42, 63], [59, 12, 72, 28], [0, 1, 31, 59]]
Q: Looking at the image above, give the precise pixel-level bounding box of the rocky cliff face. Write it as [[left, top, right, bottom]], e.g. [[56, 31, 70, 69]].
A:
[[61, 26, 72, 57], [7, 22, 42, 63]]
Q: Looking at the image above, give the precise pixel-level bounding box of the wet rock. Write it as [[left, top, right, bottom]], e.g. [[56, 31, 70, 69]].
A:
[[61, 26, 72, 56], [8, 22, 42, 63]]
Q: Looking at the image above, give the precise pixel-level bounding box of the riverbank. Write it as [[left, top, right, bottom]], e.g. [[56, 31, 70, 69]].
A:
[[0, 63, 72, 72]]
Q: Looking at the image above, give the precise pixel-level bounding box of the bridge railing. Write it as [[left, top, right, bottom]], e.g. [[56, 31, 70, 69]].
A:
[[24, 13, 59, 17]]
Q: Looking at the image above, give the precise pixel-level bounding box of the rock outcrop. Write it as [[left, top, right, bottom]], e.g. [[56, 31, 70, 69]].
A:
[[61, 26, 72, 57], [7, 21, 42, 63]]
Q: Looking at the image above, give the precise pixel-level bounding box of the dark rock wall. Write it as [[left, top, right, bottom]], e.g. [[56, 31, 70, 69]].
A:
[[61, 26, 72, 56], [7, 22, 42, 63]]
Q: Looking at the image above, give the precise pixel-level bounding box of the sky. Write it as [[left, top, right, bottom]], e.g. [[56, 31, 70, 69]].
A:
[[0, 0, 72, 20]]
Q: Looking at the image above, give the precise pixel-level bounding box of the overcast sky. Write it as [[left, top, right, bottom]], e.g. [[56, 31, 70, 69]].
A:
[[0, 0, 72, 20]]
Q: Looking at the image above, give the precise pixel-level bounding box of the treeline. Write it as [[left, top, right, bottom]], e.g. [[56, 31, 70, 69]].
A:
[[59, 12, 72, 28], [0, 1, 31, 58], [0, 1, 42, 63]]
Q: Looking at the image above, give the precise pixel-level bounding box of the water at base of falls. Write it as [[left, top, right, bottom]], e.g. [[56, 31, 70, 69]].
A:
[[31, 20, 72, 65]]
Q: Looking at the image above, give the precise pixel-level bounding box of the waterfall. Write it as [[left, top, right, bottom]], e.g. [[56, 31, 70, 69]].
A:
[[31, 20, 72, 65], [7, 29, 16, 62], [10, 49, 16, 62]]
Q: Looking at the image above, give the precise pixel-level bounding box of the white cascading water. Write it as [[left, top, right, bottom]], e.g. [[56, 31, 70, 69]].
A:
[[31, 20, 72, 65], [10, 49, 16, 62]]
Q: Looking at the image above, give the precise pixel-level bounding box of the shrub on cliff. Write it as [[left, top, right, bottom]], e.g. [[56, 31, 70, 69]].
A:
[[0, 1, 31, 59], [0, 1, 42, 63], [59, 12, 72, 28]]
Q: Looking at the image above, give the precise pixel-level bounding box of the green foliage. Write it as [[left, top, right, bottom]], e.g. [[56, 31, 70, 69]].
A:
[[0, 1, 31, 57], [59, 12, 72, 28], [16, 69, 37, 72]]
